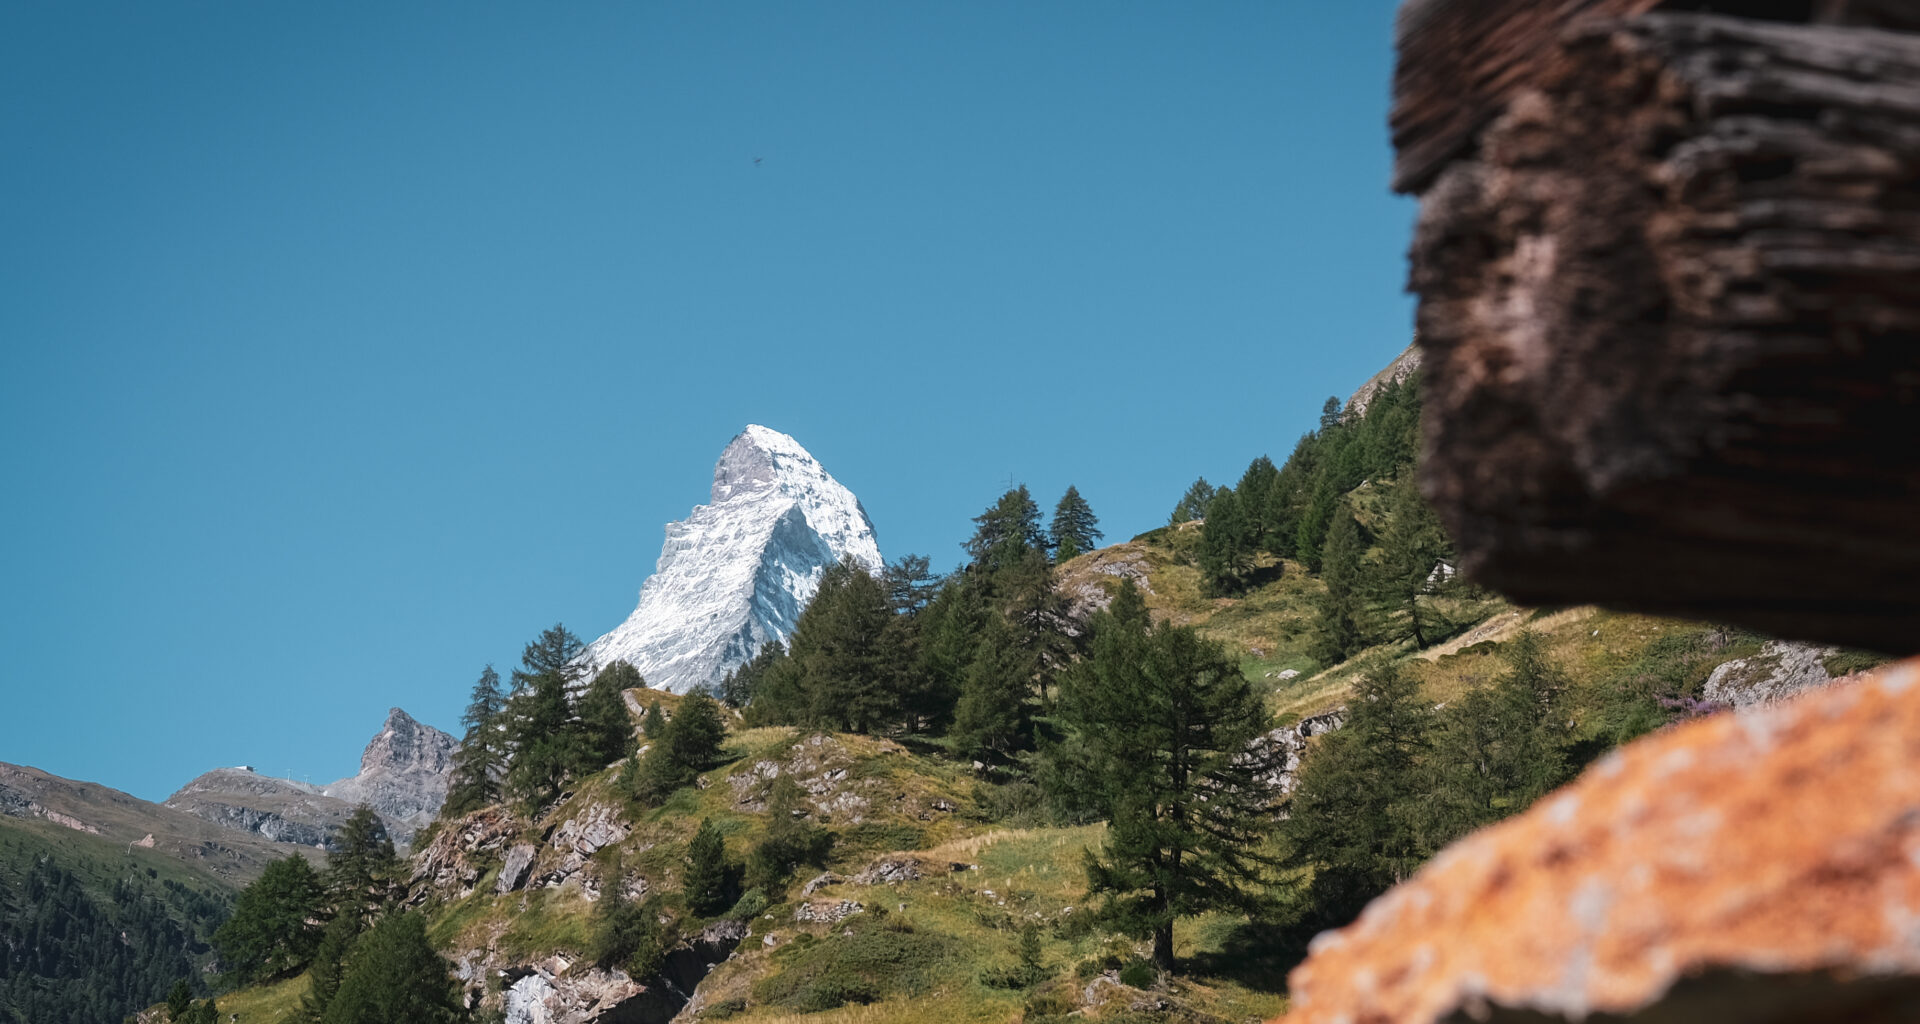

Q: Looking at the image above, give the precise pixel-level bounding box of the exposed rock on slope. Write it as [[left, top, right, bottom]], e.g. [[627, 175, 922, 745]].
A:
[[1700, 640, 1849, 710], [1343, 340, 1421, 420], [169, 707, 455, 850], [576, 425, 882, 694], [1280, 659, 1920, 1024], [165, 769, 356, 849]]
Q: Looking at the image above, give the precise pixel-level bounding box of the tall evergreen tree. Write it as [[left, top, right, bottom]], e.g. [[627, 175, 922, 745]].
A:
[[444, 665, 507, 816], [907, 578, 987, 732], [318, 913, 465, 1024], [212, 855, 326, 983], [1310, 506, 1367, 666], [1048, 486, 1103, 562], [1197, 486, 1252, 595], [1373, 478, 1452, 648], [1320, 395, 1345, 432], [794, 558, 898, 732], [1418, 630, 1574, 845], [327, 805, 399, 925], [1058, 580, 1279, 969], [1294, 476, 1340, 572], [951, 614, 1034, 762], [296, 910, 362, 1024], [1234, 457, 1279, 549], [578, 660, 643, 768], [965, 486, 1047, 569], [628, 693, 727, 806], [1282, 658, 1431, 927], [683, 818, 734, 916], [1168, 477, 1216, 526]]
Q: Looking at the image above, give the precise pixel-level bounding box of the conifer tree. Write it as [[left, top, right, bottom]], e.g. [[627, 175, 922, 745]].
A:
[[1282, 657, 1431, 927], [578, 660, 642, 767], [744, 775, 829, 891], [296, 910, 361, 1024], [965, 486, 1047, 569], [1320, 395, 1345, 431], [1058, 580, 1279, 969], [628, 693, 727, 806], [1373, 478, 1451, 648], [951, 614, 1034, 762], [683, 818, 734, 916], [1048, 486, 1102, 562], [642, 700, 665, 738], [908, 579, 986, 732], [318, 913, 464, 1024], [1197, 486, 1252, 595], [1294, 477, 1340, 572], [1311, 506, 1367, 666], [327, 805, 399, 925], [212, 854, 326, 983], [444, 665, 507, 816], [794, 558, 898, 732], [1235, 457, 1279, 549], [1168, 477, 1216, 526]]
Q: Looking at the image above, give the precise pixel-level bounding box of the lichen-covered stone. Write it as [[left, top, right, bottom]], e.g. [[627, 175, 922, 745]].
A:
[[1279, 658, 1920, 1024]]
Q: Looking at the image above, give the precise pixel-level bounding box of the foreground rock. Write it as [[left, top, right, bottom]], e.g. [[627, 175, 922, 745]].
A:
[[1396, 5, 1920, 653], [1279, 658, 1920, 1024]]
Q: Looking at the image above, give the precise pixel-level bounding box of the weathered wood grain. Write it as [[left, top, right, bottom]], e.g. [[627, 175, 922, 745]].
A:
[[1407, 14, 1920, 652]]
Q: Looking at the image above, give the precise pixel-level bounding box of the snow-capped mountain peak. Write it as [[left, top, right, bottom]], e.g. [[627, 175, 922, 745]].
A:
[[576, 426, 882, 694]]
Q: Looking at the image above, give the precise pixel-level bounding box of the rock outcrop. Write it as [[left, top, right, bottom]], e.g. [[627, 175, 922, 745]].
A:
[[164, 769, 356, 849], [1279, 659, 1920, 1023], [1700, 640, 1853, 710], [575, 425, 882, 694]]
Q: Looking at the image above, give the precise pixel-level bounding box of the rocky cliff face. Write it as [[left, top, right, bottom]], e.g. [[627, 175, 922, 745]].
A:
[[323, 707, 456, 845], [575, 425, 882, 694], [169, 707, 455, 850], [164, 769, 356, 849]]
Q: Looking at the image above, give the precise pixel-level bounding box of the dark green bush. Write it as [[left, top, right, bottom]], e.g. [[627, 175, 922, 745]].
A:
[[1118, 958, 1157, 989]]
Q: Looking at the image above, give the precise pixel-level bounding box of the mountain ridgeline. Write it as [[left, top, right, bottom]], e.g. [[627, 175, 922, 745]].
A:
[[98, 363, 1879, 1024]]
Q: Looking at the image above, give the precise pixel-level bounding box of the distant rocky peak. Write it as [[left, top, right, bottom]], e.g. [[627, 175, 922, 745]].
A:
[[358, 707, 454, 778]]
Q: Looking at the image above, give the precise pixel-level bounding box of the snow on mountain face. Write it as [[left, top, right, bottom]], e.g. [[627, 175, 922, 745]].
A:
[[577, 425, 882, 694]]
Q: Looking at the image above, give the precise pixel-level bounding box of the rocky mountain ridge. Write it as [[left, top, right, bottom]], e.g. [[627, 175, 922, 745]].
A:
[[167, 707, 455, 850], [575, 425, 883, 694]]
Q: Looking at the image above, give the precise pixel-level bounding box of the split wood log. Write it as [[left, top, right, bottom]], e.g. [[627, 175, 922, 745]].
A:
[[1407, 13, 1920, 653]]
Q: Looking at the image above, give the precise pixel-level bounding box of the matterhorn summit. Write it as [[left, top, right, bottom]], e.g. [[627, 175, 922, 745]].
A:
[[576, 425, 882, 693]]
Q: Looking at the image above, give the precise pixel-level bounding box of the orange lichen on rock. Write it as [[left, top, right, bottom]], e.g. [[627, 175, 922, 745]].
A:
[[1278, 657, 1920, 1024]]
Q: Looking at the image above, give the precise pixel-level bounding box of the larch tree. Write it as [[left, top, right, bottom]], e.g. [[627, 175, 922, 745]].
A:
[[1057, 580, 1280, 969], [1049, 486, 1103, 562]]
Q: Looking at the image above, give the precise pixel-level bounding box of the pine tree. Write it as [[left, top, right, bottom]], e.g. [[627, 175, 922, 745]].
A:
[[1197, 486, 1252, 595], [1235, 457, 1280, 549], [1320, 395, 1345, 432], [1373, 478, 1452, 648], [1311, 506, 1367, 666], [296, 910, 361, 1023], [1283, 657, 1431, 928], [1049, 486, 1102, 562], [212, 854, 326, 983], [1294, 476, 1340, 572], [318, 913, 464, 1024], [629, 693, 727, 806], [642, 700, 665, 738], [794, 558, 898, 732], [579, 660, 642, 767], [908, 579, 986, 733], [504, 662, 581, 811], [1168, 477, 1216, 526], [951, 614, 1034, 762], [327, 805, 398, 925], [1059, 580, 1280, 970], [683, 818, 734, 916], [444, 665, 507, 816], [167, 980, 194, 1019], [965, 486, 1047, 569]]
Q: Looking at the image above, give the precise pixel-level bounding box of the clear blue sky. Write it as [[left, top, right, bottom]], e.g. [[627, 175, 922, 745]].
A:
[[1, 2, 1413, 801]]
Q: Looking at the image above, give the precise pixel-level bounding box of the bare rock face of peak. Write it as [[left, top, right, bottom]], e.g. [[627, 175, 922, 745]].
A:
[[577, 425, 882, 694], [322, 707, 456, 847], [170, 708, 454, 852]]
